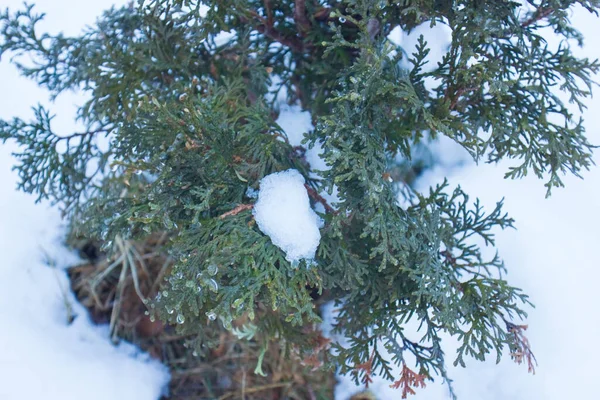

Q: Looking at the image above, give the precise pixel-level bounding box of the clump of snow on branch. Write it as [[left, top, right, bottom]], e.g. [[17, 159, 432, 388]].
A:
[[253, 169, 322, 263]]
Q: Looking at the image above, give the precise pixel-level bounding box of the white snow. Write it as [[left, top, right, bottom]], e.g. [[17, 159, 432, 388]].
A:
[[0, 145, 171, 400], [276, 104, 328, 172], [334, 5, 600, 400], [0, 1, 171, 399], [275, 105, 340, 208], [253, 169, 322, 263], [388, 21, 452, 95], [276, 105, 312, 147]]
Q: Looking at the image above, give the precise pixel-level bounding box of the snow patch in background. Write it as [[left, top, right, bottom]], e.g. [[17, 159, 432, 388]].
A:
[[0, 1, 170, 399], [389, 21, 452, 94], [389, 21, 452, 73], [253, 169, 322, 263], [276, 105, 328, 172], [275, 105, 340, 208], [0, 144, 171, 400]]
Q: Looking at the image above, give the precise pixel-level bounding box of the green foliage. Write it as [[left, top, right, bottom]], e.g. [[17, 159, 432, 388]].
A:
[[1, 0, 598, 396]]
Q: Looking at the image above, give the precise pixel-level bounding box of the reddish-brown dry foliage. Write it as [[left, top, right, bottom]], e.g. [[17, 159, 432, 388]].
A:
[[506, 321, 537, 374], [353, 351, 375, 388], [390, 364, 427, 399]]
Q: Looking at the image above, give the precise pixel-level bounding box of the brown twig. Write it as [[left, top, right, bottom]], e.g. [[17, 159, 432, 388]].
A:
[[294, 0, 311, 34], [219, 203, 254, 219], [313, 7, 332, 22], [521, 7, 553, 28], [304, 184, 336, 214], [264, 0, 274, 27], [448, 86, 478, 111], [242, 10, 305, 52]]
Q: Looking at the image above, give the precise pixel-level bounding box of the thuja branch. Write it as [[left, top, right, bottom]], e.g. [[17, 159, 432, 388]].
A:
[[294, 0, 311, 35], [219, 203, 253, 219], [304, 184, 336, 214], [217, 186, 334, 219], [521, 7, 554, 28], [56, 125, 113, 141], [3, 0, 598, 395], [240, 9, 305, 52]]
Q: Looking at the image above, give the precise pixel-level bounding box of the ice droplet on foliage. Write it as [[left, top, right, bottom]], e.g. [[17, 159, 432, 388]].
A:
[[232, 298, 244, 309], [207, 263, 218, 276], [177, 314, 185, 324], [206, 311, 217, 321], [206, 278, 219, 292]]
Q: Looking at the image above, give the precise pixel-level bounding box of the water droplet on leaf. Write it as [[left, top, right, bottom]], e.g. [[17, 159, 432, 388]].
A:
[[206, 278, 219, 292], [232, 298, 244, 309], [207, 263, 218, 276], [206, 311, 217, 321]]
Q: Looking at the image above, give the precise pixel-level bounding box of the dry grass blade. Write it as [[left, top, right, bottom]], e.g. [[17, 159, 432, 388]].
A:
[[66, 233, 335, 399]]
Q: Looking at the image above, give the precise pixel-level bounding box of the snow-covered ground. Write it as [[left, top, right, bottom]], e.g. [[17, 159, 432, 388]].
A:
[[0, 1, 170, 399]]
